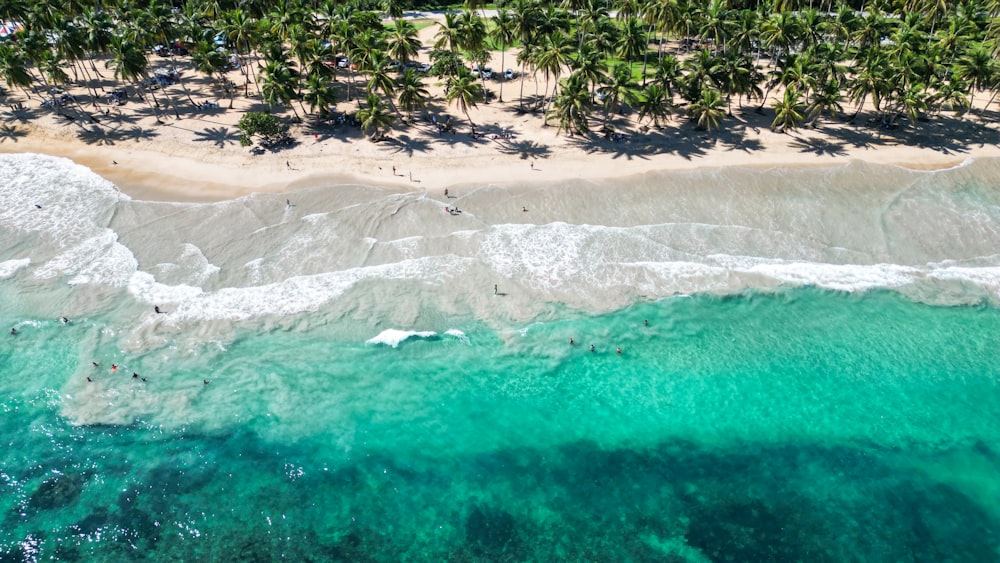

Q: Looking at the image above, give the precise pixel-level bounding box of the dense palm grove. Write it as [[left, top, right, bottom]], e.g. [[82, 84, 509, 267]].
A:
[[1, 0, 999, 140]]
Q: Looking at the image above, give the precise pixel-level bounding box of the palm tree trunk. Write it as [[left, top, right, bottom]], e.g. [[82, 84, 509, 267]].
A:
[[463, 107, 475, 134], [641, 25, 652, 87], [498, 46, 506, 103], [518, 62, 527, 109]]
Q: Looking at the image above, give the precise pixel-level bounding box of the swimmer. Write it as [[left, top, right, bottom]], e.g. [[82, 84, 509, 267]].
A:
[[141, 377, 147, 383], [203, 380, 210, 385], [86, 377, 92, 382], [111, 364, 118, 373], [569, 338, 574, 345], [9, 328, 16, 335], [154, 306, 163, 314], [643, 319, 648, 327], [60, 316, 69, 324], [35, 204, 43, 209], [616, 347, 622, 355], [92, 361, 99, 367], [132, 372, 138, 379], [589, 344, 595, 352]]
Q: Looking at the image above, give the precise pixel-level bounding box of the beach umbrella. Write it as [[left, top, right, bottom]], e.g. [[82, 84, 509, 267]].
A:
[[0, 22, 23, 39]]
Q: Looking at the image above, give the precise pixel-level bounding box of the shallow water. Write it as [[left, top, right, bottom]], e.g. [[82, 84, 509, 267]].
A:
[[1, 154, 999, 560]]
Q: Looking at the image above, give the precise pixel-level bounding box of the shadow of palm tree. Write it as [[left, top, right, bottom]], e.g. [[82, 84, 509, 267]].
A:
[[77, 125, 117, 146], [2, 107, 40, 123], [787, 134, 849, 157], [495, 139, 552, 159], [193, 126, 239, 148], [384, 134, 432, 156], [121, 125, 160, 142], [0, 124, 24, 143]]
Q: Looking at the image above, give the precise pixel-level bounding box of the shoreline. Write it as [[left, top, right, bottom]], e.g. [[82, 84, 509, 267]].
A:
[[3, 117, 998, 203]]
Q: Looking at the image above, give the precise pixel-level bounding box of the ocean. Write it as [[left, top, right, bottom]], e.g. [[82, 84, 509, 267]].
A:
[[1, 153, 999, 560]]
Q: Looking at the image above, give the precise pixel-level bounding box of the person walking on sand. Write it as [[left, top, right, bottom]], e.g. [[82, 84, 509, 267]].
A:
[[494, 284, 498, 295], [392, 165, 396, 175], [444, 188, 449, 198], [530, 161, 534, 170]]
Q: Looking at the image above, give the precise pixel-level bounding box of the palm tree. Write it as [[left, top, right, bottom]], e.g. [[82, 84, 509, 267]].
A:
[[954, 42, 999, 115], [356, 92, 394, 139], [688, 88, 725, 131], [637, 82, 671, 127], [760, 11, 802, 67], [491, 7, 516, 102], [105, 36, 162, 121], [366, 52, 398, 112], [598, 63, 638, 126], [302, 73, 337, 117], [396, 68, 429, 120], [896, 83, 929, 124], [534, 30, 574, 109], [571, 43, 608, 95], [807, 80, 844, 124], [191, 39, 230, 104], [219, 9, 261, 96], [435, 13, 464, 53], [446, 68, 485, 133], [548, 69, 593, 134], [615, 17, 647, 62], [698, 0, 732, 54], [387, 20, 421, 66], [0, 44, 33, 100], [259, 46, 300, 118], [771, 86, 806, 132]]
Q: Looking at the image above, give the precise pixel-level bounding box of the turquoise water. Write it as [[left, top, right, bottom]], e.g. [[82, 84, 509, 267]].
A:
[[2, 289, 999, 560], [3, 154, 1000, 560]]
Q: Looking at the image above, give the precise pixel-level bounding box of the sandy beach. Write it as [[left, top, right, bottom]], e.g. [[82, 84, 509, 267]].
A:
[[2, 20, 999, 202]]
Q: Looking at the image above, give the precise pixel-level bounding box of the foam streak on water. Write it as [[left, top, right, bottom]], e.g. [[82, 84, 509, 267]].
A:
[[1, 153, 1000, 560]]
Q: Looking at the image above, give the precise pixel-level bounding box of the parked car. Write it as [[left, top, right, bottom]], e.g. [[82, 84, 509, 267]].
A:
[[480, 66, 493, 79], [335, 56, 350, 68], [504, 68, 515, 80], [416, 62, 432, 72]]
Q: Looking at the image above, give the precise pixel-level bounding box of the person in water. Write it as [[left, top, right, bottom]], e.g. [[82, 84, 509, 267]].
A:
[[61, 317, 69, 324], [616, 347, 622, 355], [9, 328, 16, 335], [590, 344, 595, 352], [111, 364, 118, 373], [569, 338, 574, 345], [92, 361, 99, 367], [154, 306, 164, 314]]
